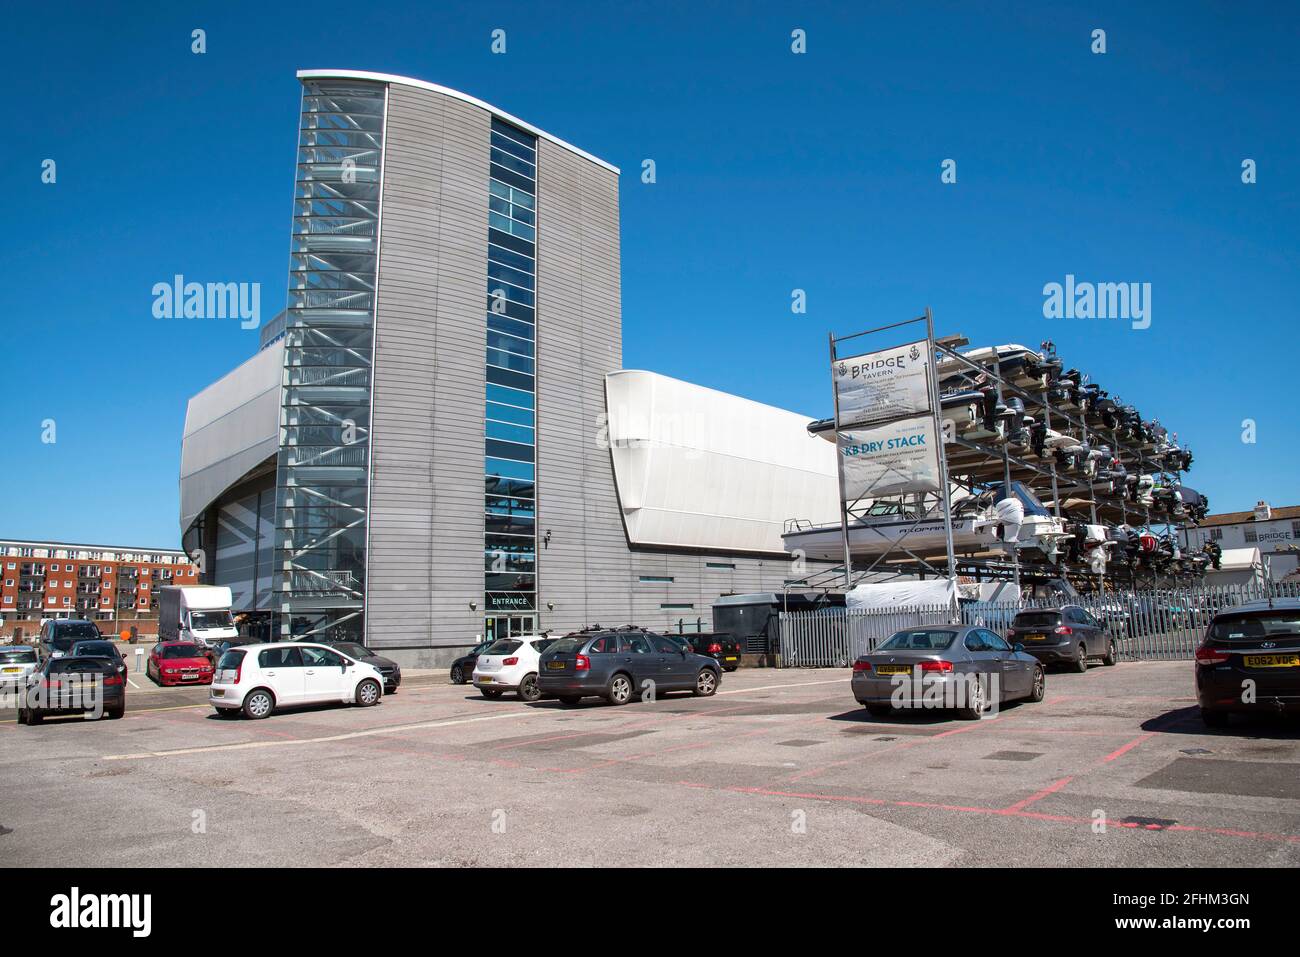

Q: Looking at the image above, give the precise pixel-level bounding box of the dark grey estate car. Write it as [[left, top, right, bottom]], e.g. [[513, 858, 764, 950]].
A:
[[852, 625, 1045, 720], [1005, 605, 1116, 671], [538, 628, 722, 705]]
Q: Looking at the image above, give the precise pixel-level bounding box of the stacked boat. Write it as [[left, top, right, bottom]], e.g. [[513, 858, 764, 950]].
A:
[[789, 341, 1210, 586]]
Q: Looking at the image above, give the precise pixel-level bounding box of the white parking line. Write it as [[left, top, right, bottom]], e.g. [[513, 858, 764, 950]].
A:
[[102, 675, 846, 761], [103, 708, 552, 761]]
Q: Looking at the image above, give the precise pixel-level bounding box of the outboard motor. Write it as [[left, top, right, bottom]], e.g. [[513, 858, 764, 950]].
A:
[[994, 495, 1025, 544], [1203, 540, 1222, 570], [980, 387, 1001, 432]]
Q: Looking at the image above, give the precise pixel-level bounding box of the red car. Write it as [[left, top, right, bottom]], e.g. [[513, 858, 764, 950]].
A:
[[146, 641, 215, 686]]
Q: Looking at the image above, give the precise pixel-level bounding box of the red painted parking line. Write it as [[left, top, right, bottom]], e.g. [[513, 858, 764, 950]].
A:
[[676, 780, 1300, 846], [1101, 732, 1156, 763], [1002, 775, 1075, 813]]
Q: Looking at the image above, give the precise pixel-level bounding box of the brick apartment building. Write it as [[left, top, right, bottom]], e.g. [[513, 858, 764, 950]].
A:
[[0, 539, 199, 642]]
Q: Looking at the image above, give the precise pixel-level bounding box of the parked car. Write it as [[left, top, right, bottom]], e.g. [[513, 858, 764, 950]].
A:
[[852, 625, 1045, 720], [146, 641, 215, 687], [1006, 605, 1115, 671], [537, 628, 722, 705], [35, 619, 103, 662], [317, 640, 401, 694], [473, 635, 558, 701], [203, 637, 256, 666], [1195, 598, 1300, 728], [69, 639, 128, 676], [0, 645, 40, 695], [17, 655, 125, 724], [673, 632, 743, 672], [209, 642, 385, 719], [450, 639, 495, 685]]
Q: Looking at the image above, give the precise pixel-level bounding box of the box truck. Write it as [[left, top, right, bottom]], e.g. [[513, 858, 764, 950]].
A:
[[158, 585, 238, 648]]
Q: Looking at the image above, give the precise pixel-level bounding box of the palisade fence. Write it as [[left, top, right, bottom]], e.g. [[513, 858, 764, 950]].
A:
[[777, 581, 1300, 668]]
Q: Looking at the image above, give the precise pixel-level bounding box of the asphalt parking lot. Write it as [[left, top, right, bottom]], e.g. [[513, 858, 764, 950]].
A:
[[2, 661, 1297, 867]]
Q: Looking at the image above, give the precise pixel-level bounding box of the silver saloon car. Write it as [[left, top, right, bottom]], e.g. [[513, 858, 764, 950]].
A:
[[851, 625, 1045, 720]]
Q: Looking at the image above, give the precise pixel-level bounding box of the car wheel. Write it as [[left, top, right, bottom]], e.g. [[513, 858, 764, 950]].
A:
[[16, 708, 27, 725], [242, 688, 275, 720], [450, 664, 465, 684], [693, 669, 718, 697], [481, 688, 504, 699], [1028, 666, 1046, 702], [518, 673, 542, 702], [106, 707, 124, 720], [1200, 708, 1229, 729], [27, 710, 43, 725], [558, 695, 582, 706], [1102, 640, 1117, 666], [606, 673, 633, 705], [1073, 644, 1089, 673], [866, 704, 893, 718], [214, 707, 238, 719], [355, 678, 381, 707], [957, 675, 989, 720]]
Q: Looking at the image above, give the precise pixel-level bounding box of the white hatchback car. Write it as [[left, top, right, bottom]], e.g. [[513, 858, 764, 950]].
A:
[[209, 642, 385, 719], [472, 635, 556, 702]]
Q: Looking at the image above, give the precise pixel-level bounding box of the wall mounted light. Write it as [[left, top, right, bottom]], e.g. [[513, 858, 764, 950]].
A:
[[469, 600, 477, 611], [546, 601, 555, 611], [543, 529, 552, 549]]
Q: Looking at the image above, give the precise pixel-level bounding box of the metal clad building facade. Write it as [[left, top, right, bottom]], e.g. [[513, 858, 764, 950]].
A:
[[180, 71, 841, 665]]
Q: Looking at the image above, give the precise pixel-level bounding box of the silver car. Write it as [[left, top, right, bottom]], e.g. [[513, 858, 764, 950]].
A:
[[852, 625, 1045, 720], [0, 645, 40, 695]]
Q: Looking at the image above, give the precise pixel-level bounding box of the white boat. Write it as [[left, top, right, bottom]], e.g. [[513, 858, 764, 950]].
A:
[[783, 482, 1071, 563]]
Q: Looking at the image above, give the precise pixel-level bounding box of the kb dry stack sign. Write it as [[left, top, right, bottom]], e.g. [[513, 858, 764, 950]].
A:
[[833, 340, 941, 500]]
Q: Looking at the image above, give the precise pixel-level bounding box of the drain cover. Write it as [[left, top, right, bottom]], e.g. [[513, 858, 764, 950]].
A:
[[1121, 816, 1179, 829], [984, 751, 1043, 762]]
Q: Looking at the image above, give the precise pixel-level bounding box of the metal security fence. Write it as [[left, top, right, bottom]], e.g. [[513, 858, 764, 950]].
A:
[[777, 582, 1300, 668]]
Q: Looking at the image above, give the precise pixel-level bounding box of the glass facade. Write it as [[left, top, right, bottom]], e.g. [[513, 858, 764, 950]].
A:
[[484, 117, 539, 637], [273, 80, 386, 643]]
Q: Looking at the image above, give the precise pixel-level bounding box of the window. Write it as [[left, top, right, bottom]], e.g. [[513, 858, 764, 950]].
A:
[[301, 646, 345, 667], [1244, 527, 1258, 543], [624, 635, 653, 654], [651, 635, 683, 654], [639, 575, 674, 583], [259, 647, 303, 668], [660, 603, 694, 610], [706, 562, 735, 570]]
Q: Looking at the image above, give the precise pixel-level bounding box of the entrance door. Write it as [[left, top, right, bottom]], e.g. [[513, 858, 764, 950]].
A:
[[485, 615, 538, 642]]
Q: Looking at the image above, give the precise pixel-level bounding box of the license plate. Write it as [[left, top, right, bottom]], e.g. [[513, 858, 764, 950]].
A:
[[724, 656, 738, 662], [2, 667, 20, 673], [546, 661, 565, 670], [1244, 654, 1300, 668], [479, 676, 493, 683], [874, 665, 911, 676], [1025, 634, 1046, 642]]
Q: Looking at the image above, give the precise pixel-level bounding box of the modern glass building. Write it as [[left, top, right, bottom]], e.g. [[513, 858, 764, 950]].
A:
[[180, 71, 840, 664]]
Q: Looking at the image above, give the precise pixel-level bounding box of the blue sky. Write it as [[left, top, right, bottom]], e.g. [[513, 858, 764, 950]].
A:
[[4, 1, 1297, 547]]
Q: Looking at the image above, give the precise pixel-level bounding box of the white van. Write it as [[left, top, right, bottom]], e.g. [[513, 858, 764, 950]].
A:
[[159, 585, 239, 648]]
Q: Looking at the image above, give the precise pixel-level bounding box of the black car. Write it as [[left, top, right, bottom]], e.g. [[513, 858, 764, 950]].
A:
[[68, 639, 128, 676], [318, 640, 402, 693], [674, 632, 743, 672], [1196, 598, 1300, 727], [537, 627, 721, 705], [450, 639, 494, 685], [35, 619, 103, 663], [1006, 605, 1115, 672], [18, 655, 126, 724]]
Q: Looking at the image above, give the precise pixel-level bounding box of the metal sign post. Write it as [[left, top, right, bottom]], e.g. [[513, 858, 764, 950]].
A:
[[828, 332, 855, 589]]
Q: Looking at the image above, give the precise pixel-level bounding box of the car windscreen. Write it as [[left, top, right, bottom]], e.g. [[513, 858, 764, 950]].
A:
[[1, 649, 37, 664], [1211, 612, 1300, 642], [71, 642, 117, 658], [52, 623, 101, 640], [162, 644, 205, 659], [486, 639, 522, 655], [46, 636, 79, 652], [1012, 611, 1062, 628], [877, 630, 956, 651], [217, 649, 246, 669], [191, 611, 234, 630], [334, 643, 371, 658], [530, 638, 555, 653], [544, 638, 585, 655]]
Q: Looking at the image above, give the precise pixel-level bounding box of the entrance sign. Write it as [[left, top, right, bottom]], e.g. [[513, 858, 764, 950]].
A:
[[833, 339, 932, 428], [838, 416, 942, 499]]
